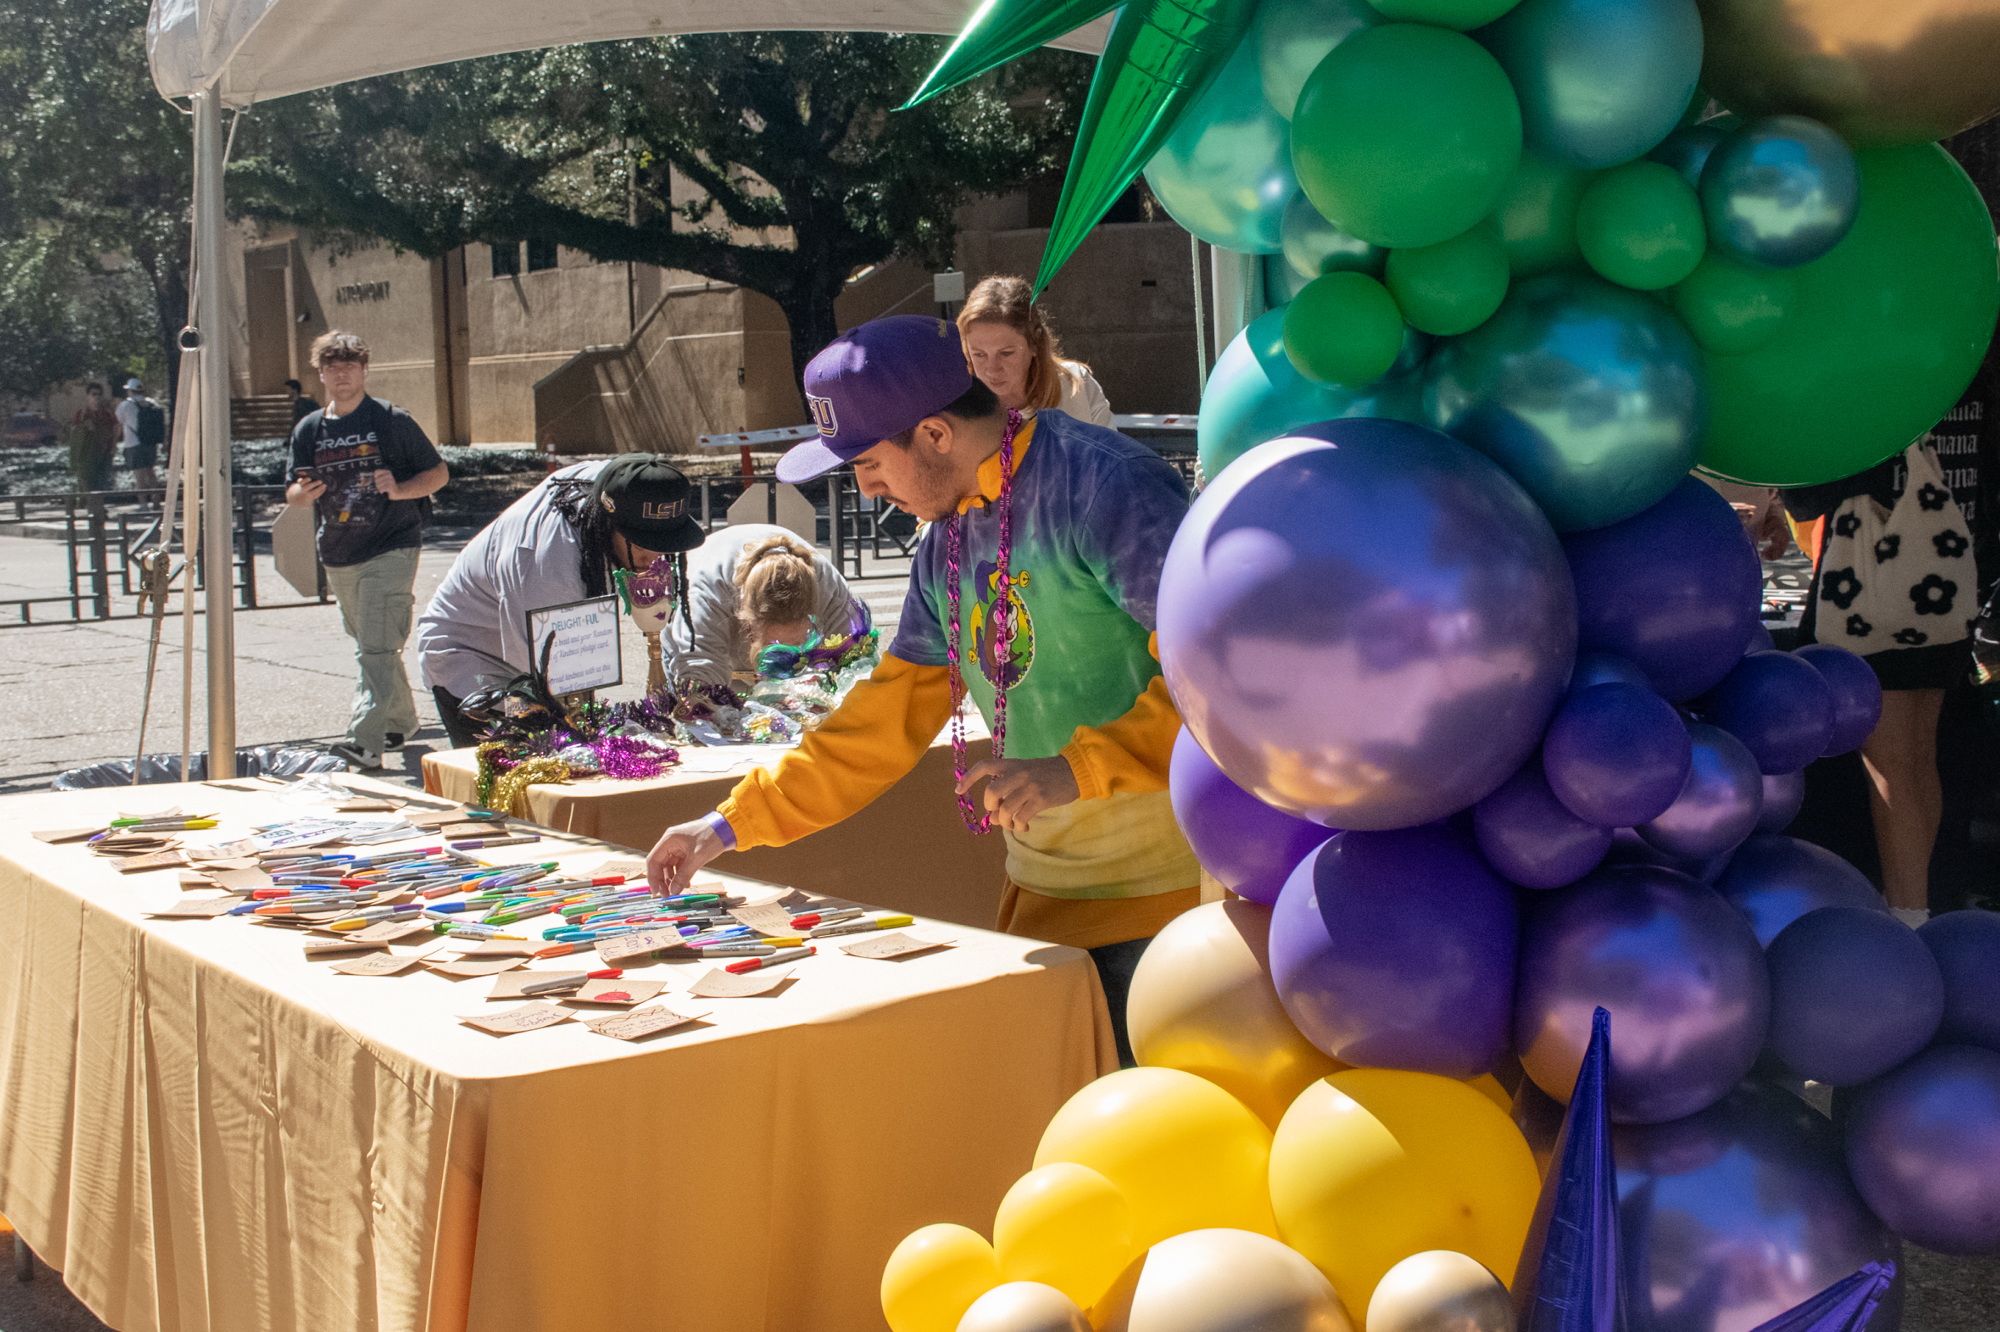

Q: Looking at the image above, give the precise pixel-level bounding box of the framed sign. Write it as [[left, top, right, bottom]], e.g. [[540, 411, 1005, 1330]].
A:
[[525, 595, 623, 695]]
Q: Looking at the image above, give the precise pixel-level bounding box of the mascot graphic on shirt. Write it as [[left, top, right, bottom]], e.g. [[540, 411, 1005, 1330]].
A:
[[969, 559, 1034, 689]]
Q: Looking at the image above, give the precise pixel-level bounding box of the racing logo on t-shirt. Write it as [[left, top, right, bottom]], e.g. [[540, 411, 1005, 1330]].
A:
[[970, 561, 1033, 689]]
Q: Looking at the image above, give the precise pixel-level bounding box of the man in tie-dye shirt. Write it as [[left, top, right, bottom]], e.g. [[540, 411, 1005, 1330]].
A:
[[646, 316, 1197, 1061]]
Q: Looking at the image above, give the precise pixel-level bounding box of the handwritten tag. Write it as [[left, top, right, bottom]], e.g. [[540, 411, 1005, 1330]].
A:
[[687, 967, 791, 998], [426, 956, 527, 979], [458, 1002, 573, 1036], [349, 918, 435, 945], [567, 977, 667, 1007], [303, 939, 386, 960], [595, 856, 648, 878], [32, 827, 100, 844], [486, 970, 588, 1001], [335, 798, 400, 813], [407, 807, 495, 830], [598, 929, 697, 965], [442, 822, 505, 840], [145, 896, 243, 919], [331, 952, 428, 976], [454, 939, 541, 958], [840, 931, 955, 961], [583, 1005, 709, 1041], [729, 904, 797, 936], [206, 866, 274, 891]]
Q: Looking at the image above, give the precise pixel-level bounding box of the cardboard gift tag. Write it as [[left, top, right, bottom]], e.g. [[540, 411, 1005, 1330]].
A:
[[33, 828, 101, 844], [728, 904, 798, 937], [118, 850, 192, 874], [583, 1005, 709, 1041], [145, 896, 245, 919], [687, 967, 792, 998], [565, 977, 667, 1007], [454, 939, 542, 958], [594, 856, 648, 879], [840, 931, 955, 961], [426, 956, 527, 980], [331, 951, 430, 976], [407, 806, 500, 831], [598, 929, 698, 965], [348, 917, 436, 945], [442, 822, 507, 840], [335, 798, 401, 813], [458, 1002, 573, 1036], [92, 837, 172, 857], [486, 970, 588, 1001], [205, 866, 274, 891], [303, 939, 386, 960]]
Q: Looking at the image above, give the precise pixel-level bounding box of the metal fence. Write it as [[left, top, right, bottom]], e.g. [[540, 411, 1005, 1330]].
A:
[[0, 484, 329, 628]]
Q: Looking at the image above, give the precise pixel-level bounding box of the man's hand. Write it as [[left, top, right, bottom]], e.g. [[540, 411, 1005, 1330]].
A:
[[646, 817, 727, 895], [285, 476, 326, 507], [373, 468, 402, 499], [956, 756, 1081, 832]]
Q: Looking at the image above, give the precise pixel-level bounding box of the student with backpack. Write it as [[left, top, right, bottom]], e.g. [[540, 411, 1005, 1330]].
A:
[[116, 378, 167, 498]]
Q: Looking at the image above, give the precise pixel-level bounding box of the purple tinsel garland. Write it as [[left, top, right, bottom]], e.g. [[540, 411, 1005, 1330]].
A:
[[593, 734, 680, 780]]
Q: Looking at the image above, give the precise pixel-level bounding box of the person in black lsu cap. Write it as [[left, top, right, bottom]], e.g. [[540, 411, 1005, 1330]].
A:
[[417, 453, 707, 749]]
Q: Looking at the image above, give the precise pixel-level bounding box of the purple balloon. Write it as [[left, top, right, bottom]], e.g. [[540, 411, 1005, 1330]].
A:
[[1157, 425, 1577, 830], [1568, 650, 1652, 695], [1746, 621, 1778, 653], [1846, 1045, 2000, 1256], [1475, 758, 1613, 888], [1794, 644, 1885, 756], [1617, 1084, 1903, 1331], [1168, 727, 1335, 905], [1543, 682, 1693, 827], [1766, 906, 1944, 1086], [1637, 723, 1764, 860], [1698, 651, 1836, 774], [1270, 824, 1519, 1076], [1711, 833, 1887, 947], [1516, 865, 1770, 1123], [1757, 769, 1806, 832], [1565, 477, 1762, 702], [1920, 910, 2000, 1053], [1604, 828, 1735, 884]]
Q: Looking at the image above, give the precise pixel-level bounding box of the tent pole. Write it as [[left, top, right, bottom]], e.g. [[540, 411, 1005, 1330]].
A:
[[193, 90, 237, 777]]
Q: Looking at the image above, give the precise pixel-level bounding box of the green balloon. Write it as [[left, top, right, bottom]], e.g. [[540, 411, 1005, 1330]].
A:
[[1283, 272, 1407, 385], [1697, 144, 2000, 486], [902, 0, 1119, 107], [1367, 0, 1523, 30], [1292, 24, 1523, 249], [1255, 0, 1378, 120], [1576, 161, 1706, 291], [1486, 151, 1599, 276], [1386, 225, 1511, 335], [1670, 252, 1794, 355]]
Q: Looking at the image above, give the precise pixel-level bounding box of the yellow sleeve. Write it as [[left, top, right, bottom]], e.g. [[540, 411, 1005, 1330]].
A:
[[1058, 634, 1183, 801], [716, 652, 955, 851]]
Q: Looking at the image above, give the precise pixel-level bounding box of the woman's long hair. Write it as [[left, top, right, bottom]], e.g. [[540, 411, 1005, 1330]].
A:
[[956, 275, 1086, 412]]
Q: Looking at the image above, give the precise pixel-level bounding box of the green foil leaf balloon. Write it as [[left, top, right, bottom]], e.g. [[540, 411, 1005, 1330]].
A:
[[1035, 0, 1260, 293], [900, 0, 1122, 108]]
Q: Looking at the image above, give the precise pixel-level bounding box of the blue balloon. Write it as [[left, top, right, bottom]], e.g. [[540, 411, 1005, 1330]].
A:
[[1280, 190, 1384, 281], [1513, 1008, 1621, 1332], [1648, 119, 1733, 186], [1542, 682, 1693, 827], [1516, 863, 1769, 1123], [1479, 0, 1704, 169], [1424, 272, 1707, 532], [1252, 0, 1377, 120], [1604, 827, 1734, 884], [1196, 306, 1428, 481], [1169, 726, 1335, 906], [1751, 1264, 1897, 1332], [1712, 833, 1887, 947], [1757, 769, 1805, 832], [1568, 650, 1650, 695], [1159, 426, 1577, 829], [1766, 906, 1943, 1085], [1618, 1084, 1903, 1331], [1745, 620, 1778, 653], [1263, 251, 1311, 305], [1920, 910, 2000, 1053], [1700, 116, 1860, 269], [1269, 824, 1519, 1075], [1794, 644, 1883, 756], [1637, 722, 1764, 860], [1846, 1045, 2000, 1256], [1144, 34, 1298, 254], [1565, 477, 1763, 701], [1474, 756, 1613, 888], [1697, 650, 1835, 774]]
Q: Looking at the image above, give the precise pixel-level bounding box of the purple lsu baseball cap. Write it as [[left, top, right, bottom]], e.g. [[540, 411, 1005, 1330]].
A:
[[778, 315, 973, 483]]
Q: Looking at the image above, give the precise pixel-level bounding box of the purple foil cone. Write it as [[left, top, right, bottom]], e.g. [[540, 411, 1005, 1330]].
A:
[[1746, 1262, 1896, 1332], [1515, 1006, 1624, 1332]]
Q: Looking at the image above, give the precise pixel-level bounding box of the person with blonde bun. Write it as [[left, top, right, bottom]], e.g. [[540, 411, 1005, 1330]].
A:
[[665, 523, 868, 690], [957, 275, 1114, 427]]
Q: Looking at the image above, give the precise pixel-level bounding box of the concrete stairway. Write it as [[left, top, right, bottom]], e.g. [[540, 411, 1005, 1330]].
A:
[[230, 395, 294, 440]]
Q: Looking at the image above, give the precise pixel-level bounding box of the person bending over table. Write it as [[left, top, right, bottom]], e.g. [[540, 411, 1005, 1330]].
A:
[[957, 274, 1114, 428], [646, 315, 1198, 1062], [417, 454, 706, 749], [664, 525, 870, 692]]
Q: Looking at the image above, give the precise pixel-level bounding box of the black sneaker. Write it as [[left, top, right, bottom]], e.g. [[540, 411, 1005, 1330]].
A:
[[384, 733, 405, 751], [328, 741, 383, 770]]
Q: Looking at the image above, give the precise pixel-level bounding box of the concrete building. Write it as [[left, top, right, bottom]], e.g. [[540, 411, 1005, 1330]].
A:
[[221, 192, 1214, 451]]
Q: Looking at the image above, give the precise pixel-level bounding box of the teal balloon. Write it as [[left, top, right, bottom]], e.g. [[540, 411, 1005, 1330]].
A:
[[1281, 191, 1386, 280], [1145, 32, 1299, 253], [1700, 115, 1859, 270], [1647, 117, 1735, 187], [1486, 152, 1599, 276], [1199, 304, 1429, 479], [1479, 0, 1704, 169], [1253, 0, 1378, 120], [1265, 251, 1313, 304], [1424, 271, 1707, 532]]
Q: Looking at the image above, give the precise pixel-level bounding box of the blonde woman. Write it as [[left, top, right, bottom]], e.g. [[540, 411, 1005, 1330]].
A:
[[664, 525, 868, 690], [957, 275, 1114, 427]]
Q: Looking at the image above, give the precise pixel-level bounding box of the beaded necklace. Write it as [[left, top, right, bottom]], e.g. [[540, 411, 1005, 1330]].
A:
[[945, 409, 1022, 833]]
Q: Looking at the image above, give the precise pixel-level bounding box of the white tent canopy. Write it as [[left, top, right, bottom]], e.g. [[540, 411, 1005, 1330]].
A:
[[147, 0, 1111, 106]]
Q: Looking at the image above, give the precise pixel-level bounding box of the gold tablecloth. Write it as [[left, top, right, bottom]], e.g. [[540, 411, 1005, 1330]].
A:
[[0, 780, 1115, 1332], [423, 737, 1012, 931]]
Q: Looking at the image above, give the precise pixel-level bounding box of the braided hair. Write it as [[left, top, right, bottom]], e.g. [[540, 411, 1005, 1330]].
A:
[[549, 476, 694, 636]]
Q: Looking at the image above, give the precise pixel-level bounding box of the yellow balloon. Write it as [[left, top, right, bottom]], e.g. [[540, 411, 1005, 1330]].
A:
[[1464, 1073, 1513, 1116], [884, 1223, 1003, 1332], [1269, 1070, 1539, 1316], [1366, 1250, 1514, 1332], [1127, 900, 1346, 1128], [994, 1163, 1135, 1310], [1092, 1229, 1354, 1332], [958, 1281, 1093, 1332], [1035, 1067, 1277, 1249]]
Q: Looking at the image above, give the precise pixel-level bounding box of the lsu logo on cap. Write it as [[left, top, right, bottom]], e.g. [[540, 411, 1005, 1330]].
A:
[[808, 394, 839, 437], [642, 499, 687, 521]]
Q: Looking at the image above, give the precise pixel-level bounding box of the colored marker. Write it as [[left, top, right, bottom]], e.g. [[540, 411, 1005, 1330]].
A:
[[810, 914, 913, 938], [108, 817, 219, 830], [724, 946, 815, 975], [519, 968, 622, 997], [448, 835, 541, 850]]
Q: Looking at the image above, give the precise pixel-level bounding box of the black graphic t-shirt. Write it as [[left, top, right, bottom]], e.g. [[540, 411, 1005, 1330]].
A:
[[289, 396, 443, 568]]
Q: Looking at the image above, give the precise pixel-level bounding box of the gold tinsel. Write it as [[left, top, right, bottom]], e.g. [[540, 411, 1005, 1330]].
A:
[[475, 742, 572, 816]]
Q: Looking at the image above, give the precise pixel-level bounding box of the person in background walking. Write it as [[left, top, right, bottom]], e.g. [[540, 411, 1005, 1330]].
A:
[[957, 275, 1115, 428], [115, 377, 165, 497], [285, 377, 320, 426], [286, 330, 450, 770], [66, 382, 118, 495]]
